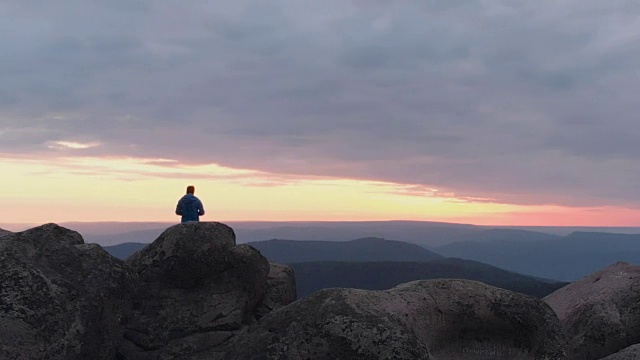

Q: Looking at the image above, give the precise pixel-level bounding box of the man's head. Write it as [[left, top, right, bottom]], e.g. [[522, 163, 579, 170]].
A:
[[186, 185, 195, 194]]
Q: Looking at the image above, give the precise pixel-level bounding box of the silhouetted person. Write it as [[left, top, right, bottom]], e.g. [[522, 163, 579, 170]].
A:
[[176, 185, 205, 223]]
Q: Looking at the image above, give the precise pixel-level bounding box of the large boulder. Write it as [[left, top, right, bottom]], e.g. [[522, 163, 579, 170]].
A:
[[253, 262, 297, 320], [119, 222, 271, 360], [226, 279, 568, 359], [0, 223, 135, 360], [544, 261, 640, 360]]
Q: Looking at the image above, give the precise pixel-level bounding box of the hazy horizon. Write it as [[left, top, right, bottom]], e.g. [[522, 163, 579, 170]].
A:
[[3, 219, 640, 238]]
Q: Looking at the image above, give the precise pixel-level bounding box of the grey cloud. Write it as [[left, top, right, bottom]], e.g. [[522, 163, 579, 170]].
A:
[[2, 0, 640, 207]]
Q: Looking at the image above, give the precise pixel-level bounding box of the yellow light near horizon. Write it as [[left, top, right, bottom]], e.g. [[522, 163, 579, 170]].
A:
[[2, 156, 640, 226], [0, 156, 506, 223]]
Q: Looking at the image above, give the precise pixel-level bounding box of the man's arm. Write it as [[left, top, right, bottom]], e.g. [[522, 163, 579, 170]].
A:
[[175, 201, 182, 215], [198, 200, 205, 216]]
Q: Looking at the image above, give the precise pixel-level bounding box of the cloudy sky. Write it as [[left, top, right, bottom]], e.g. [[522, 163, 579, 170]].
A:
[[2, 1, 640, 225]]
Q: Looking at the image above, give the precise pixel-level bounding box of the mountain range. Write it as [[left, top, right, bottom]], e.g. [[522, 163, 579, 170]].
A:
[[247, 237, 443, 263], [100, 224, 640, 282], [436, 231, 640, 281], [290, 258, 567, 299], [104, 236, 568, 300]]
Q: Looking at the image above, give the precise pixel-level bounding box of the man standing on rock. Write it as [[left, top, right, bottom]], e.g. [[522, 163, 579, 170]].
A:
[[175, 185, 205, 223]]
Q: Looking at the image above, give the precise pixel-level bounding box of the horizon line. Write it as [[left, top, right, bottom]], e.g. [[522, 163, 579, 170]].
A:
[[4, 219, 640, 228]]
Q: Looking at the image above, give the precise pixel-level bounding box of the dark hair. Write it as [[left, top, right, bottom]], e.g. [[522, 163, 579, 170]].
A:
[[186, 185, 195, 194]]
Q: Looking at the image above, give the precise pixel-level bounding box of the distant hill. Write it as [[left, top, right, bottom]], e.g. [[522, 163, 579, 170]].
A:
[[418, 228, 561, 251], [103, 242, 148, 259], [290, 258, 568, 299], [233, 220, 481, 247], [436, 231, 640, 281], [247, 237, 444, 263], [459, 228, 562, 243]]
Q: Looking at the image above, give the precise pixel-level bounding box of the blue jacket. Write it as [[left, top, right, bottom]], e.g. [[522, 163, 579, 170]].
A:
[[175, 194, 205, 222]]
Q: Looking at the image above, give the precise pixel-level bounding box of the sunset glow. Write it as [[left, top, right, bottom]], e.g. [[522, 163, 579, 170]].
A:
[[2, 155, 639, 226]]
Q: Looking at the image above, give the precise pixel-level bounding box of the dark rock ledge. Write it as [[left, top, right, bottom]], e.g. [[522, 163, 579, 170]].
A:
[[0, 222, 295, 360]]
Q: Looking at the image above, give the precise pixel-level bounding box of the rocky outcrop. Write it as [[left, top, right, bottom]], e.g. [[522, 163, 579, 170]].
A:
[[601, 344, 640, 360], [544, 261, 640, 360], [0, 228, 12, 238], [253, 262, 297, 320], [0, 224, 135, 360], [226, 279, 568, 359], [119, 222, 271, 360], [0, 221, 296, 360], [9, 221, 603, 360]]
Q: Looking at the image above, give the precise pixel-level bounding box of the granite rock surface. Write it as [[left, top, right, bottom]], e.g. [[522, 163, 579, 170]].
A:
[[226, 279, 568, 360], [545, 261, 640, 360], [600, 344, 640, 360], [0, 224, 135, 360], [119, 222, 271, 360]]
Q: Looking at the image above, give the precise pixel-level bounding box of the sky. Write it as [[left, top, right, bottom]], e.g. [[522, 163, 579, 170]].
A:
[[2, 1, 640, 226]]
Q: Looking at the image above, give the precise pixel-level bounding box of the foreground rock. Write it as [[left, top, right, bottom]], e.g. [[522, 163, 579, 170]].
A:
[[601, 344, 640, 360], [0, 224, 134, 360], [226, 279, 568, 359], [253, 262, 297, 320], [545, 262, 640, 360], [0, 228, 11, 238], [119, 222, 271, 360]]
